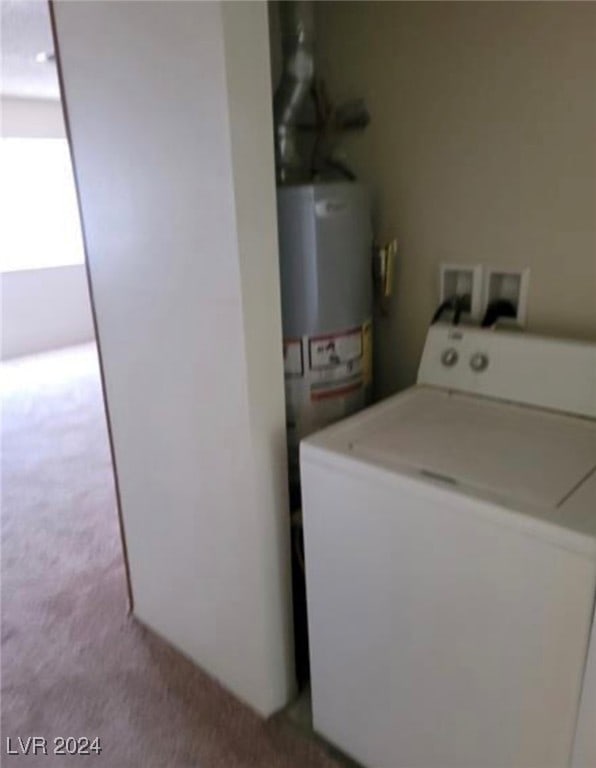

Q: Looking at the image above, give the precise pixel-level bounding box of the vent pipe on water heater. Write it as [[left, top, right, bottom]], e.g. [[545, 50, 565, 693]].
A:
[[274, 1, 314, 183]]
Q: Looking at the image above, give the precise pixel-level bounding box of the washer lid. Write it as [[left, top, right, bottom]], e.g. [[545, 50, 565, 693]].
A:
[[342, 388, 596, 511]]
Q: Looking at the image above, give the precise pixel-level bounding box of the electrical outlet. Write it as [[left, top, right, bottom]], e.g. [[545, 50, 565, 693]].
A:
[[439, 264, 484, 322], [484, 268, 530, 327]]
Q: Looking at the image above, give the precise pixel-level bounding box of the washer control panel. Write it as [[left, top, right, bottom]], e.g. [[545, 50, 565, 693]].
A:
[[440, 346, 489, 372], [417, 323, 596, 418]]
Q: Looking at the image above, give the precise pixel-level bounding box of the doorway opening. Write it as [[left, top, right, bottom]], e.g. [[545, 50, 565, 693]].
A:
[[1, 0, 131, 728]]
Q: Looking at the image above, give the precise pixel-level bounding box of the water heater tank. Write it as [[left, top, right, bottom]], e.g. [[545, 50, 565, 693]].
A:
[[277, 181, 373, 487]]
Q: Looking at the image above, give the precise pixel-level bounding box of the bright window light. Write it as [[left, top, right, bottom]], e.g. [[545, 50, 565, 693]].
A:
[[0, 138, 85, 273]]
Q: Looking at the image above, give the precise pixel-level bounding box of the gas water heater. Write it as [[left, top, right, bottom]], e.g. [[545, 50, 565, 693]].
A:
[[278, 182, 373, 487], [273, 1, 374, 496]]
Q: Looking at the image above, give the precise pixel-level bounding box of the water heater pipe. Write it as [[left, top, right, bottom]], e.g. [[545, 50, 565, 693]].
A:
[[274, 1, 314, 183]]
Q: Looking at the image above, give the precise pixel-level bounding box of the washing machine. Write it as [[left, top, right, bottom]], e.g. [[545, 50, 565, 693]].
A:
[[301, 324, 596, 768]]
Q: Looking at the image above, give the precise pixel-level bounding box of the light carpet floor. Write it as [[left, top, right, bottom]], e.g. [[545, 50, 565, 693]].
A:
[[1, 343, 339, 768]]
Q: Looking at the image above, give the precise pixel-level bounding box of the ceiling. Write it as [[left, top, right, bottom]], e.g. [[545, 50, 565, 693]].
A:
[[1, 0, 60, 100]]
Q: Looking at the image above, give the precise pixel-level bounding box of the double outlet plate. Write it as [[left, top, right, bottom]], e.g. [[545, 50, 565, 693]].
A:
[[439, 264, 530, 327]]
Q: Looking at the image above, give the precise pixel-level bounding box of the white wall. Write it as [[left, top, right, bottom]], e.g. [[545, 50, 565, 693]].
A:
[[1, 96, 94, 359], [315, 2, 596, 393], [53, 0, 295, 716], [1, 266, 93, 359]]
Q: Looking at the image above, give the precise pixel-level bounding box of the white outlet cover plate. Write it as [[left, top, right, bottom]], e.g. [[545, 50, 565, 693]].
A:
[[439, 263, 484, 321], [484, 267, 530, 327]]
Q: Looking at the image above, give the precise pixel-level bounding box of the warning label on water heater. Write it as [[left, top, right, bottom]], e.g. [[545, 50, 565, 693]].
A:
[[308, 327, 364, 401], [283, 321, 372, 483], [309, 328, 362, 370], [283, 323, 372, 402]]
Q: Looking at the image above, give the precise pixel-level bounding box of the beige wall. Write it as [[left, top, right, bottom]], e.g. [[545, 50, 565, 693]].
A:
[[315, 1, 596, 394], [1, 96, 65, 138], [1, 266, 93, 359]]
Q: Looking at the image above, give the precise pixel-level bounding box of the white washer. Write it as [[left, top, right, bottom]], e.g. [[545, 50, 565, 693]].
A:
[[301, 325, 596, 768]]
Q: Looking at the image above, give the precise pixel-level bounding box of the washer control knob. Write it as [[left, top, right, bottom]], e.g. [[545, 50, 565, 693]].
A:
[[441, 348, 459, 367], [470, 352, 489, 372]]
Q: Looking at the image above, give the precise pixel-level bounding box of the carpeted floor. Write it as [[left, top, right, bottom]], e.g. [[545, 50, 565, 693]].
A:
[[1, 343, 339, 767]]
